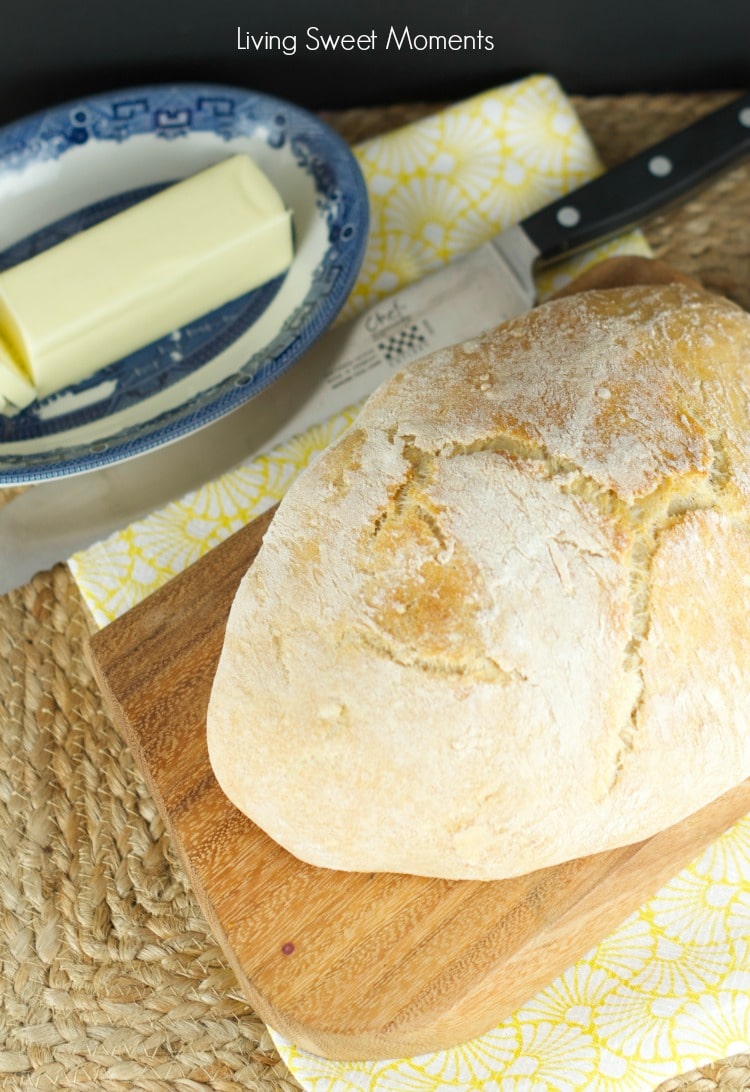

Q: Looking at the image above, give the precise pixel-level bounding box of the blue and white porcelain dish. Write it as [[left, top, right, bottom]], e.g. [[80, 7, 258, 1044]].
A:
[[0, 83, 369, 484]]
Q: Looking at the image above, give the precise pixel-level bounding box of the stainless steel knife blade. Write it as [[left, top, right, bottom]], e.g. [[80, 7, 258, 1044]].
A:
[[1, 91, 749, 593]]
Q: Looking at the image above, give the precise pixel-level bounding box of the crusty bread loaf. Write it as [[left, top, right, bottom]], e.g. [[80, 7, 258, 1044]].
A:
[[207, 282, 750, 880]]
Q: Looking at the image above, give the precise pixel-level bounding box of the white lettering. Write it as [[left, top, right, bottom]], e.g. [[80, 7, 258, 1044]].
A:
[[240, 24, 493, 55], [385, 24, 412, 50], [385, 25, 494, 50], [236, 28, 297, 55], [306, 27, 377, 51]]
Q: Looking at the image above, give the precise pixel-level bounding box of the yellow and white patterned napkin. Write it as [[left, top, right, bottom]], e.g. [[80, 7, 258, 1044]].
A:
[[69, 75, 750, 1090]]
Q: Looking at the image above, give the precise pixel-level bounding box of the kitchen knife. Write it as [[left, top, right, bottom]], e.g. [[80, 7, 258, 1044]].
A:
[[1, 92, 749, 594]]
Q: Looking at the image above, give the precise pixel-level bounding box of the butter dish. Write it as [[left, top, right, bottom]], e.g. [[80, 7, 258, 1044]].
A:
[[0, 83, 368, 483]]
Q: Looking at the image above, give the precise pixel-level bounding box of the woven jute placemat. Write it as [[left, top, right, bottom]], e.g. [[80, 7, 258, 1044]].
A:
[[1, 93, 749, 1091]]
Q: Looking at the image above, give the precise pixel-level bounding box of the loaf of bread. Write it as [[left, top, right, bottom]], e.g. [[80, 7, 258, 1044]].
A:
[[207, 281, 750, 880]]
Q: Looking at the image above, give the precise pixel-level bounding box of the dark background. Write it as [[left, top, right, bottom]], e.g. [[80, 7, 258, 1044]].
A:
[[2, 0, 749, 125]]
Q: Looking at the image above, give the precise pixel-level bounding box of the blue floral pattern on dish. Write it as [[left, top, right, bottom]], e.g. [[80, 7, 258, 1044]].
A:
[[0, 84, 369, 482]]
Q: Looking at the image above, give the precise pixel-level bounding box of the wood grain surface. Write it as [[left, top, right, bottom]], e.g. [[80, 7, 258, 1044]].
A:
[[85, 257, 750, 1061], [85, 510, 750, 1062]]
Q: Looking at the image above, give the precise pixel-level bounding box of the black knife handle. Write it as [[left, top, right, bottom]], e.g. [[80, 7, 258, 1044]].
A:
[[521, 92, 750, 263]]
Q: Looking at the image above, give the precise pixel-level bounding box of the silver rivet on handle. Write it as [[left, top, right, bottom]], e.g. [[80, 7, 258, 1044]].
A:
[[739, 106, 750, 128], [648, 155, 673, 177], [556, 206, 581, 227]]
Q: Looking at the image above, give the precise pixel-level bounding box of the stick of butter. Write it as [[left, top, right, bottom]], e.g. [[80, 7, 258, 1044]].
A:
[[0, 155, 294, 412]]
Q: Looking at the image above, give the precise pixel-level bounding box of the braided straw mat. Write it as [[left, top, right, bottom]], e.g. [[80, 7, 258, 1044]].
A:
[[1, 92, 749, 1091]]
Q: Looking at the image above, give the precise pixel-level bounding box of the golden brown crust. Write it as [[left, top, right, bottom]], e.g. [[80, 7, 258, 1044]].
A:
[[207, 283, 750, 880]]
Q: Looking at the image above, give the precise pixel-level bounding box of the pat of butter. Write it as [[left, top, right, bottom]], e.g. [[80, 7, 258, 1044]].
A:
[[0, 333, 35, 412], [0, 155, 293, 409]]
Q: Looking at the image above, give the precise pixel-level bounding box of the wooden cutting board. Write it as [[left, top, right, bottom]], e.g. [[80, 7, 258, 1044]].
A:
[[85, 502, 750, 1062], [85, 258, 750, 1061]]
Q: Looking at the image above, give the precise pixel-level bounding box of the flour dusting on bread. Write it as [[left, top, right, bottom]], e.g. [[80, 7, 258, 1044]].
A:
[[207, 283, 750, 880]]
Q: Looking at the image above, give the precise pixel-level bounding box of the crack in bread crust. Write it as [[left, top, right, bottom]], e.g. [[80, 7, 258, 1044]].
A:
[[352, 624, 528, 684], [362, 415, 749, 785]]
